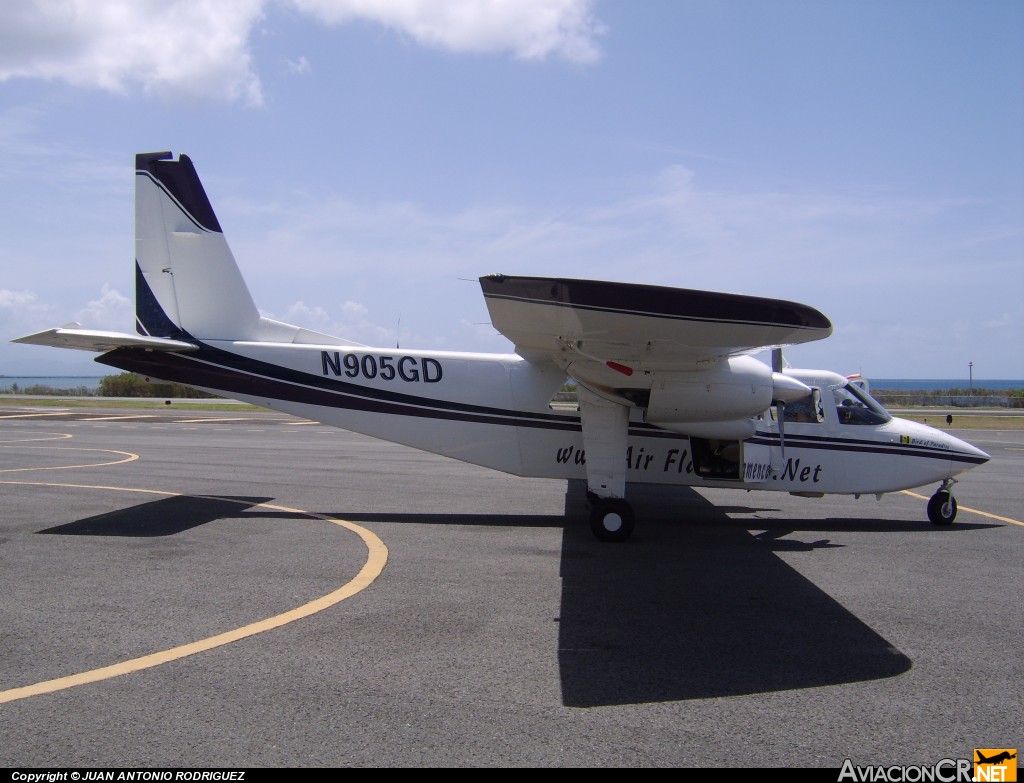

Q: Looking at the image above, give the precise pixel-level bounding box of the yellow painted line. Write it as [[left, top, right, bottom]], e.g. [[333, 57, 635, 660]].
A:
[[79, 414, 159, 422], [900, 490, 1023, 527], [0, 432, 73, 444], [0, 481, 388, 704], [0, 412, 74, 419], [0, 446, 139, 473], [172, 417, 253, 424]]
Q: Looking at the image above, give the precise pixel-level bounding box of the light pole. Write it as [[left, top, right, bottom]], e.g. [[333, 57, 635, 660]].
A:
[[969, 361, 973, 392]]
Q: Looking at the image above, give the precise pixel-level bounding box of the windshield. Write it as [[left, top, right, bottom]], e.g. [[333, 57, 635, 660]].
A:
[[834, 382, 891, 425]]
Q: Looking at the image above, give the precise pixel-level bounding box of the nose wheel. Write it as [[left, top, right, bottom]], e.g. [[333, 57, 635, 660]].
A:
[[927, 480, 958, 525]]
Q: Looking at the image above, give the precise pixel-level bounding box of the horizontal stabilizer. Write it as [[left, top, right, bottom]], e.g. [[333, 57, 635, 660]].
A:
[[12, 327, 197, 353]]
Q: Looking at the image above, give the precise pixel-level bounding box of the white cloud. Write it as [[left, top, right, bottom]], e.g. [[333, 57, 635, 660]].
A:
[[75, 284, 133, 330], [291, 0, 605, 63], [0, 1, 266, 104], [0, 284, 132, 342], [285, 55, 311, 74], [280, 300, 333, 329], [271, 298, 395, 346], [0, 289, 65, 336], [982, 313, 1013, 329], [0, 288, 49, 323], [0, 0, 603, 104]]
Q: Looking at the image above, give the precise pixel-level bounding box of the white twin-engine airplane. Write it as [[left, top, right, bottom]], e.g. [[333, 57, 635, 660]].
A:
[[15, 152, 990, 541]]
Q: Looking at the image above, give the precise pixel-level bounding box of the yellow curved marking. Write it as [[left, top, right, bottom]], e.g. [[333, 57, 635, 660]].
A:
[[0, 481, 388, 704], [0, 432, 73, 443], [900, 490, 1023, 527], [0, 446, 139, 473], [0, 412, 74, 419]]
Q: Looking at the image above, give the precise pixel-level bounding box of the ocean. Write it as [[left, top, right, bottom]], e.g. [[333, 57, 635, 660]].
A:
[[865, 379, 1022, 392]]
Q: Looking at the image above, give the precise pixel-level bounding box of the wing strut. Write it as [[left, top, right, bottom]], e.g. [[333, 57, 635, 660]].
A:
[[577, 386, 635, 541]]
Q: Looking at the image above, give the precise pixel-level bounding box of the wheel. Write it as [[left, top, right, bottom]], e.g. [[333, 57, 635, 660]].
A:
[[927, 491, 957, 525], [589, 498, 635, 542]]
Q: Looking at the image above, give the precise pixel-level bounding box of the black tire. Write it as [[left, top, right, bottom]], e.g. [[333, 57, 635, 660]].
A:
[[589, 499, 635, 542], [927, 491, 957, 525]]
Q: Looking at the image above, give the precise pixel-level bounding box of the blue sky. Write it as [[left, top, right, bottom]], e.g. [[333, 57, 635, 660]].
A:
[[2, 0, 1022, 380]]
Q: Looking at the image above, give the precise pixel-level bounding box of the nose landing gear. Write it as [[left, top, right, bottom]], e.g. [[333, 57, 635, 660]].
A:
[[927, 479, 958, 525]]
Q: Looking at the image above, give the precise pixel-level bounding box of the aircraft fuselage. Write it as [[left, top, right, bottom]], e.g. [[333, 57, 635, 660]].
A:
[[98, 340, 987, 498]]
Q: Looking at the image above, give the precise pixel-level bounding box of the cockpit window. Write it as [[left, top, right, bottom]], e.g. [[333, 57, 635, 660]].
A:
[[834, 382, 891, 425]]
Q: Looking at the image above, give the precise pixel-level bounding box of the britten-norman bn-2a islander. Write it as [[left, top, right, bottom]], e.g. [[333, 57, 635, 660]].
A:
[[14, 152, 990, 541]]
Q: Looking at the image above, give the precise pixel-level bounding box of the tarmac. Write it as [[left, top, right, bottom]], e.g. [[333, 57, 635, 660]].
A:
[[0, 405, 1020, 767]]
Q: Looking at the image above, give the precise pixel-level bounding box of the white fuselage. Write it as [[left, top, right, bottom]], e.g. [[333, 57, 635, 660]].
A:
[[112, 340, 988, 498]]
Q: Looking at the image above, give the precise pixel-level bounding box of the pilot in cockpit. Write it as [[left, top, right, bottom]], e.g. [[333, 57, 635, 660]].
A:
[[834, 383, 891, 425]]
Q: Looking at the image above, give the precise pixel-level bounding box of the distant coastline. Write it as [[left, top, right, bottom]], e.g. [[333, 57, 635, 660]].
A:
[[860, 379, 1023, 392]]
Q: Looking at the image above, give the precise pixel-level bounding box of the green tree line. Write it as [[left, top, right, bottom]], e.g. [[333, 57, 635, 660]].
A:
[[0, 373, 219, 399], [97, 373, 219, 398]]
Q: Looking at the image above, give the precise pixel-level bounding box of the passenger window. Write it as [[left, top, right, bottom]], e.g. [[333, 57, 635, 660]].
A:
[[783, 398, 817, 423]]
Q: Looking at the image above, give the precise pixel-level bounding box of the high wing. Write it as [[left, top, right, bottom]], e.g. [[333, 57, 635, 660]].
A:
[[480, 274, 834, 539], [479, 274, 831, 371], [12, 325, 197, 353], [480, 274, 828, 416]]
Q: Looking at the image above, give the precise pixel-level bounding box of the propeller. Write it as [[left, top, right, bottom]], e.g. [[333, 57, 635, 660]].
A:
[[773, 350, 787, 467], [769, 348, 810, 469]]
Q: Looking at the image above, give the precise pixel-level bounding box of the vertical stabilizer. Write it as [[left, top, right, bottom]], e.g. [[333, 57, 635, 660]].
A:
[[135, 152, 261, 341]]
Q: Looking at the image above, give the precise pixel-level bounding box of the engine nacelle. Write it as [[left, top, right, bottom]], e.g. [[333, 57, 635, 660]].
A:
[[646, 356, 775, 425]]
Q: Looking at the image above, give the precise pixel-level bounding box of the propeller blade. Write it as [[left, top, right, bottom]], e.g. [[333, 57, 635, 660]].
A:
[[776, 400, 786, 466]]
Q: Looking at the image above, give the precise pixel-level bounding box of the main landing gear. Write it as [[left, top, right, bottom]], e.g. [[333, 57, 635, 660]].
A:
[[927, 479, 958, 526], [588, 496, 635, 542], [578, 385, 634, 542]]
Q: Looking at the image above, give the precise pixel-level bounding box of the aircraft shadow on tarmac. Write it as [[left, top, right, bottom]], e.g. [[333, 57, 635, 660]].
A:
[[553, 482, 915, 706], [332, 481, 1015, 706], [34, 486, 994, 706], [36, 495, 275, 537]]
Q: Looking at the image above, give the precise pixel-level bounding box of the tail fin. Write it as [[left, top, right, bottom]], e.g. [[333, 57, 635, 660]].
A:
[[135, 152, 261, 341], [15, 151, 361, 356]]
